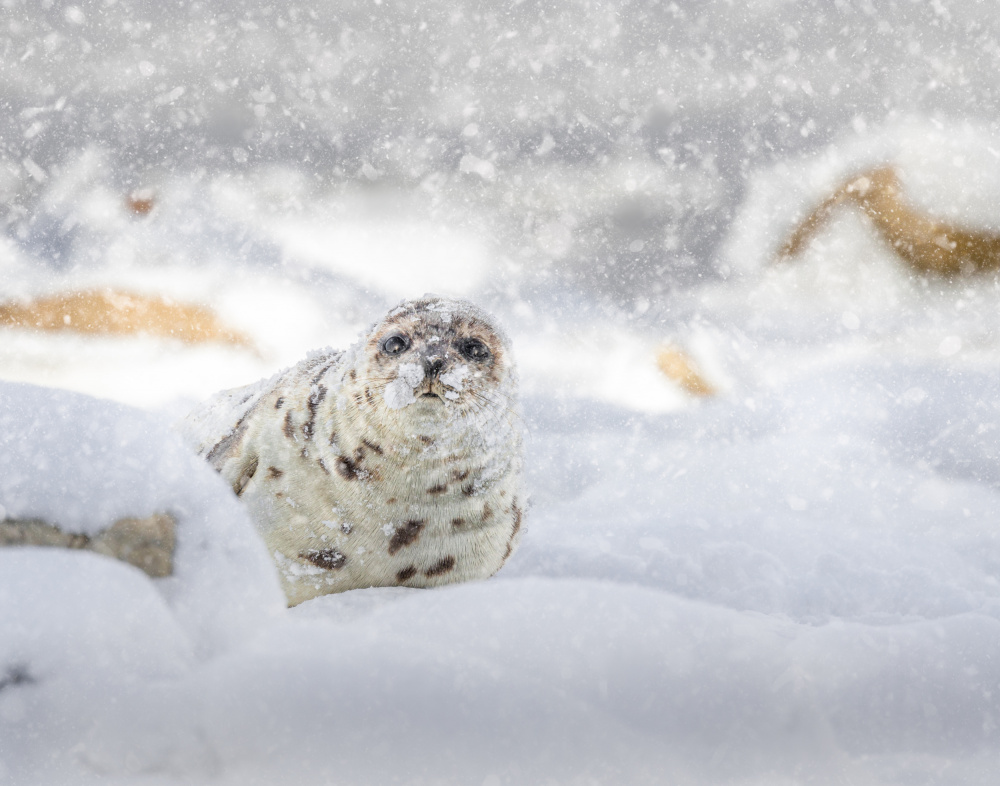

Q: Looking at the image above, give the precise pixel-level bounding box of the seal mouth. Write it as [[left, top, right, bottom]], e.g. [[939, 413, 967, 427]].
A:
[[418, 377, 454, 401]]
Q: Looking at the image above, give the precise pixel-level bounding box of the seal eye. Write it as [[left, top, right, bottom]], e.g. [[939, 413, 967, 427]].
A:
[[381, 334, 410, 356], [458, 337, 491, 363]]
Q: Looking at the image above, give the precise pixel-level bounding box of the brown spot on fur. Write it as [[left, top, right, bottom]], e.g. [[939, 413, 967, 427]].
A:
[[500, 502, 524, 564], [341, 445, 378, 482], [350, 369, 357, 381], [341, 522, 353, 535], [267, 466, 283, 479], [353, 392, 364, 407], [451, 518, 465, 529], [452, 469, 469, 482], [482, 502, 493, 520], [364, 386, 374, 404], [462, 482, 476, 496], [334, 455, 360, 481], [205, 404, 257, 465], [302, 384, 327, 440], [283, 410, 295, 440], [361, 438, 384, 455], [275, 397, 284, 409], [418, 435, 434, 446], [234, 456, 258, 497], [300, 548, 347, 570], [427, 483, 447, 495], [310, 359, 337, 385], [424, 556, 456, 577], [396, 565, 417, 583], [386, 498, 397, 505], [316, 458, 330, 475], [388, 520, 424, 554]]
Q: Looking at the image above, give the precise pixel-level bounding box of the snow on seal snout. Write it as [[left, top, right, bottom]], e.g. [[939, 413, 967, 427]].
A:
[[181, 296, 524, 606]]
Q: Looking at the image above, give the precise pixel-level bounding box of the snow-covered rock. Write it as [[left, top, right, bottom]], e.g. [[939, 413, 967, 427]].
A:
[[0, 381, 285, 654]]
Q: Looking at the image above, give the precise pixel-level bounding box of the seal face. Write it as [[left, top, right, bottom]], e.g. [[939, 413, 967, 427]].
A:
[[181, 296, 524, 605]]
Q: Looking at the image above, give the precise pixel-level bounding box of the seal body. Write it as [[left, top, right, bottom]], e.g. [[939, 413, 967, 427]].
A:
[[181, 297, 524, 605]]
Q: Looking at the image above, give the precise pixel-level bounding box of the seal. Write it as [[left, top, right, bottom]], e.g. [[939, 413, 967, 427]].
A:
[[776, 166, 1000, 277], [180, 296, 524, 606]]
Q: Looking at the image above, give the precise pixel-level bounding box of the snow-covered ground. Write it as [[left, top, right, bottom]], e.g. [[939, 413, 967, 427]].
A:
[[5, 2, 1000, 783]]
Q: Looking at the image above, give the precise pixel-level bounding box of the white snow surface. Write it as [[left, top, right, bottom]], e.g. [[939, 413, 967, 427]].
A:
[[5, 3, 1000, 781]]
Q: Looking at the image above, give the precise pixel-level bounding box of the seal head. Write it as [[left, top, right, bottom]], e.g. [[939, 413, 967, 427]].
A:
[[340, 297, 516, 451]]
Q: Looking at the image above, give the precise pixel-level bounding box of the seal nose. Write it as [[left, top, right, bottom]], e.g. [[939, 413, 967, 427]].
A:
[[425, 357, 445, 378]]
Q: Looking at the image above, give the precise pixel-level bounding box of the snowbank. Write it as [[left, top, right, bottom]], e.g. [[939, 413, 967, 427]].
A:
[[0, 382, 284, 657], [5, 355, 1000, 783]]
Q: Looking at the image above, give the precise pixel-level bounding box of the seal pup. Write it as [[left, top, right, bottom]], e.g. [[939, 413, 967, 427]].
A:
[[181, 296, 524, 606], [776, 166, 1000, 277]]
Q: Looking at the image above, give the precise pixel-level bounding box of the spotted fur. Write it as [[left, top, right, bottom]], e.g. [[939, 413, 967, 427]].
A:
[[301, 548, 347, 570], [388, 520, 425, 555], [425, 556, 456, 576], [180, 297, 525, 606]]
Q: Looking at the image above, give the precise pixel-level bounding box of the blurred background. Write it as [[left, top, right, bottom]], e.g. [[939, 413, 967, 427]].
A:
[[3, 0, 1000, 411]]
